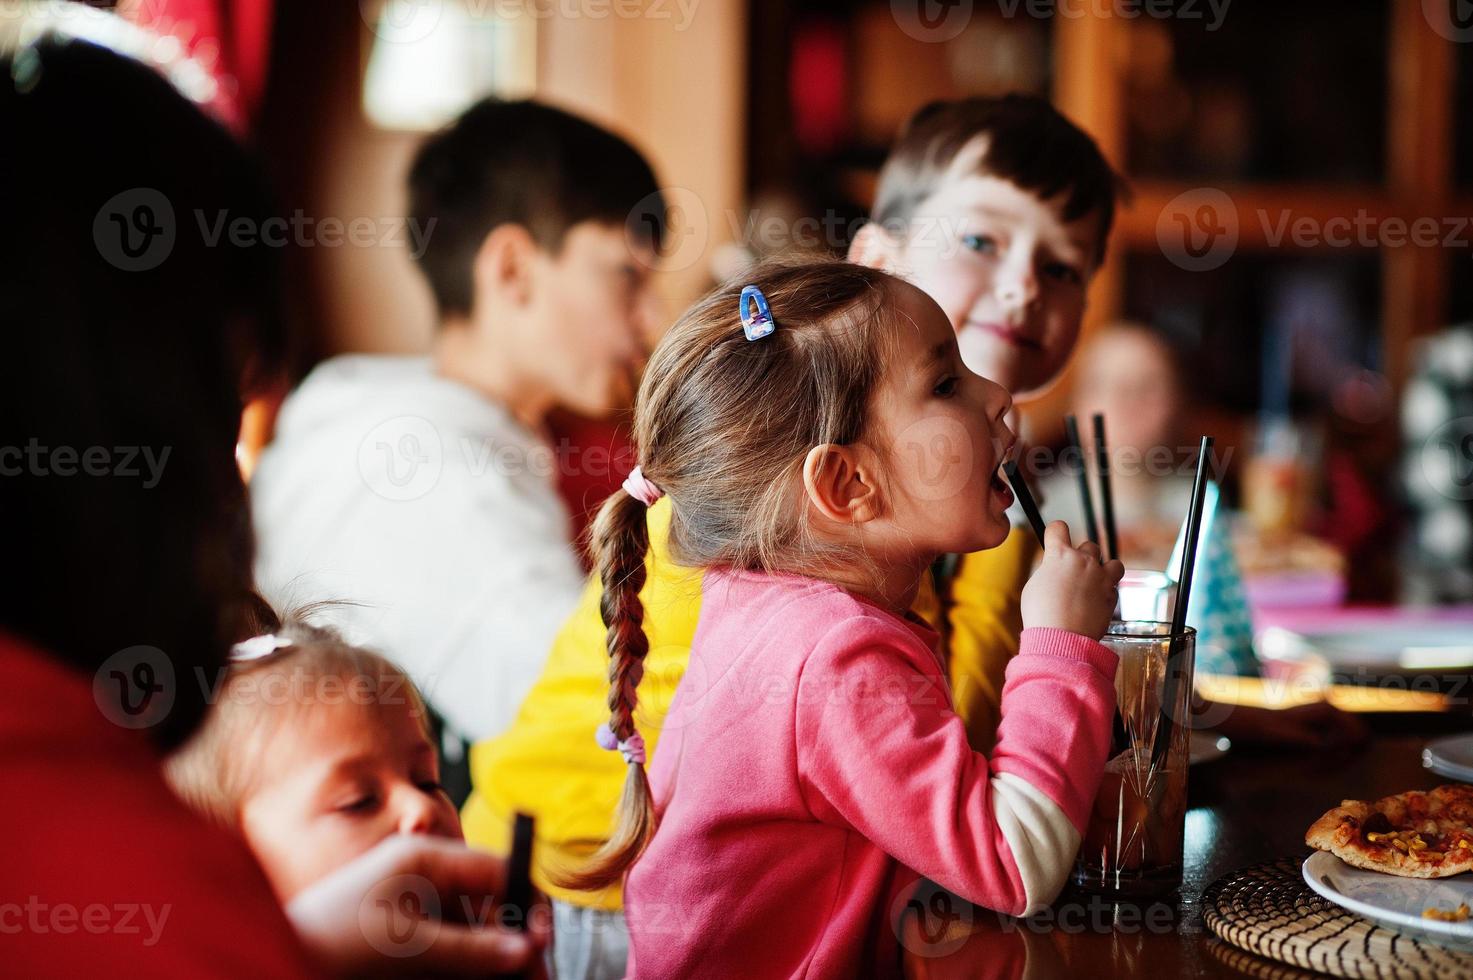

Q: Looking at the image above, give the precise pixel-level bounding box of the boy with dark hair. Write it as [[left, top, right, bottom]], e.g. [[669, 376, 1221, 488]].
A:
[[252, 99, 665, 747]]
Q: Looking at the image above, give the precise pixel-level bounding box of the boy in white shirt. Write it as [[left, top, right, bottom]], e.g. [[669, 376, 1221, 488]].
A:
[[251, 99, 664, 747]]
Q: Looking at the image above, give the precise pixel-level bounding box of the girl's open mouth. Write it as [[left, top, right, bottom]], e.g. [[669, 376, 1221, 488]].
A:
[[989, 468, 1013, 506], [990, 439, 1018, 507]]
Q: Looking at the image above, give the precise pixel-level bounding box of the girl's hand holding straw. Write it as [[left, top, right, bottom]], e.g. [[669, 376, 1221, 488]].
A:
[[1022, 521, 1125, 642]]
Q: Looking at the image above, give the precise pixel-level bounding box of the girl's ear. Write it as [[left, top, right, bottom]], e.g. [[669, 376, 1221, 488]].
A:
[[472, 223, 537, 308], [847, 220, 902, 272], [802, 444, 883, 526]]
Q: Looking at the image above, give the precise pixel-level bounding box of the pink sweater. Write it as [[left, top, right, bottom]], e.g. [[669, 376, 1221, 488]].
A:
[[623, 568, 1118, 979]]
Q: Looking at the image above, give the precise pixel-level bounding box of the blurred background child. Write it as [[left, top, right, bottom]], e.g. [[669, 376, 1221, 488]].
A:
[[250, 100, 666, 774], [1042, 322, 1194, 567], [1401, 323, 1473, 604]]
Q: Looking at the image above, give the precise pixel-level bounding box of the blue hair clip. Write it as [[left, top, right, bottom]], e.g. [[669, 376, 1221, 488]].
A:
[[739, 285, 776, 341]]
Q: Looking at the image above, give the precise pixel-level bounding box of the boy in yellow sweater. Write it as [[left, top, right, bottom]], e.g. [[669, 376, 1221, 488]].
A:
[[464, 95, 1123, 977]]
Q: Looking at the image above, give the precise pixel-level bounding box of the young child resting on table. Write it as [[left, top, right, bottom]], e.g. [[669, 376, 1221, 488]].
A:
[[166, 615, 462, 901], [564, 261, 1125, 977]]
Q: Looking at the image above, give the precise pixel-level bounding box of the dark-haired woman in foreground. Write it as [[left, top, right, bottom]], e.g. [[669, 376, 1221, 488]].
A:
[[0, 22, 543, 977]]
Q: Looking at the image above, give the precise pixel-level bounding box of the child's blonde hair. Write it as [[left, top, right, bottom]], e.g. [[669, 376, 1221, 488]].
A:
[[166, 615, 432, 828], [562, 259, 908, 890]]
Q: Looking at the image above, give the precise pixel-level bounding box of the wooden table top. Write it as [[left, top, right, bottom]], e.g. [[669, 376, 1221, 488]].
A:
[[901, 727, 1466, 979]]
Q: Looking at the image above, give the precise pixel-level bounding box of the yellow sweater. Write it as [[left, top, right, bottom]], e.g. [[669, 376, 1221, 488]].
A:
[[461, 498, 1035, 909]]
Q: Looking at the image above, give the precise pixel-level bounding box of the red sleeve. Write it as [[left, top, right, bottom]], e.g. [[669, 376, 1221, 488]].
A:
[[0, 637, 316, 978]]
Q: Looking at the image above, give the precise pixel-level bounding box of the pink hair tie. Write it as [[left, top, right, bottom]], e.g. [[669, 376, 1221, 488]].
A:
[[622, 466, 663, 507], [595, 723, 647, 766]]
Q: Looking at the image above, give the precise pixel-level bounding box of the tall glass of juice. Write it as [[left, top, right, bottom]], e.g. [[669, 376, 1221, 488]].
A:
[[1073, 621, 1195, 897]]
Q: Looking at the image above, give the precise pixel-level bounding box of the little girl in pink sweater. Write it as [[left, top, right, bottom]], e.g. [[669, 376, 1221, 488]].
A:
[[564, 261, 1124, 978]]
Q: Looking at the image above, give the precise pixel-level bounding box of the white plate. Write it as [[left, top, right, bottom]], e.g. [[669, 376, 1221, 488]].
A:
[[1189, 731, 1230, 766], [1262, 624, 1473, 674], [1424, 735, 1473, 783], [1302, 851, 1473, 950]]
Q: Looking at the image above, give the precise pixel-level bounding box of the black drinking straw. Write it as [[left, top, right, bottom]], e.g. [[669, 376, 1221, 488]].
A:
[[492, 812, 536, 978], [1092, 414, 1119, 562], [1003, 459, 1047, 547], [504, 813, 535, 930], [1064, 415, 1100, 546], [1149, 436, 1213, 768]]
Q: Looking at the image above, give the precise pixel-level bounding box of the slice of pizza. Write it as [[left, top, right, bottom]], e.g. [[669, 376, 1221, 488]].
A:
[[1306, 784, 1473, 878]]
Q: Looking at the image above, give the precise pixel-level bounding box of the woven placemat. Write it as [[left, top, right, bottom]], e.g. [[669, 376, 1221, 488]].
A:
[[1207, 940, 1331, 980], [1202, 856, 1473, 979]]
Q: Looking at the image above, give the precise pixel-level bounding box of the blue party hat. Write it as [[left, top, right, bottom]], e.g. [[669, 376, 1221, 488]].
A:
[[1168, 481, 1259, 677]]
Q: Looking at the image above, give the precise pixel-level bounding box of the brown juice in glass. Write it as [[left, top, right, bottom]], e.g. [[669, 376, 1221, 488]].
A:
[[1073, 622, 1195, 896]]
